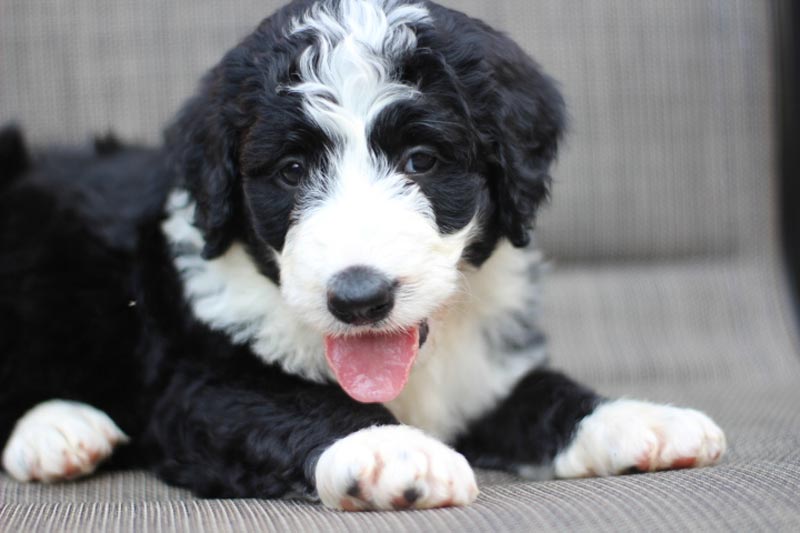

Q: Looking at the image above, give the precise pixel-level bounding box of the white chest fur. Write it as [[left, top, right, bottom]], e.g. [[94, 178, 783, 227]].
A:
[[163, 191, 546, 442], [385, 242, 547, 442]]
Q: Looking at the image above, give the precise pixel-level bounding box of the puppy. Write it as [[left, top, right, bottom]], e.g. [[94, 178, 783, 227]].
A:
[[0, 0, 725, 511]]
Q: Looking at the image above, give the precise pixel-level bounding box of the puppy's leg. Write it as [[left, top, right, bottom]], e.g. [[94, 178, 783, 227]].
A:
[[455, 369, 725, 478], [553, 398, 726, 477], [2, 400, 129, 482], [145, 364, 476, 510]]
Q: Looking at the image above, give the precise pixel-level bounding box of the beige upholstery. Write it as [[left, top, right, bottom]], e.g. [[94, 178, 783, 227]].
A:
[[2, 1, 799, 531], [0, 0, 775, 260]]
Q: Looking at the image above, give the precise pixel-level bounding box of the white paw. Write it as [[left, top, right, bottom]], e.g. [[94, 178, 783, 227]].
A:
[[554, 399, 726, 478], [315, 425, 478, 511], [2, 400, 129, 482]]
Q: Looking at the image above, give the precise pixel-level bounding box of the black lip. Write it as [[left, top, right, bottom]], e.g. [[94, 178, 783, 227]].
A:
[[419, 320, 430, 348]]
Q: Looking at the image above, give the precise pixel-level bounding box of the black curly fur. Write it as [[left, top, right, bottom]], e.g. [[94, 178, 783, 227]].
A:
[[0, 0, 596, 499]]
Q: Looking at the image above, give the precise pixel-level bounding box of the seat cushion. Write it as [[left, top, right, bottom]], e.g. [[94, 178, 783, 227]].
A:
[[543, 257, 800, 385], [2, 382, 798, 533], [3, 258, 799, 532]]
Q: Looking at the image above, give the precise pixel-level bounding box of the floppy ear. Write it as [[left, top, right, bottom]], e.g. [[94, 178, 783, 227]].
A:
[[480, 36, 566, 248], [165, 67, 241, 259]]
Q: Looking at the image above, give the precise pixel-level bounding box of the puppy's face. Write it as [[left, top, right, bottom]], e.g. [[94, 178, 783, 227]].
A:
[[169, 0, 564, 402]]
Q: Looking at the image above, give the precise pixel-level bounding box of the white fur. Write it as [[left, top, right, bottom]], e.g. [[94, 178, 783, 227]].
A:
[[278, 174, 475, 337], [163, 191, 331, 383], [386, 241, 547, 442], [163, 191, 546, 441], [553, 399, 727, 478], [2, 400, 128, 482], [288, 0, 430, 139], [315, 424, 478, 511]]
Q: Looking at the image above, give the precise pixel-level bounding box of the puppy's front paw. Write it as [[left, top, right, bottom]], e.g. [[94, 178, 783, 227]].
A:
[[554, 399, 726, 478], [315, 425, 478, 511], [2, 400, 128, 482]]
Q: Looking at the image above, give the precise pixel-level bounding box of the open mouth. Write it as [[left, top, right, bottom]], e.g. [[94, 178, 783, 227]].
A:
[[324, 319, 429, 404]]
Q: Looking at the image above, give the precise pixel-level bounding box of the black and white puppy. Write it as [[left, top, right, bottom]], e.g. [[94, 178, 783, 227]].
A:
[[0, 0, 725, 511]]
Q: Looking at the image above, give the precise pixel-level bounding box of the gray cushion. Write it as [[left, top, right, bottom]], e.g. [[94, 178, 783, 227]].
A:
[[3, 452, 800, 533], [2, 258, 799, 532], [3, 382, 800, 533]]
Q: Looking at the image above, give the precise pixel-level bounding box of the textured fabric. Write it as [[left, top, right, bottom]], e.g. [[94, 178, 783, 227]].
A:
[[0, 0, 775, 260], [2, 260, 799, 532], [2, 379, 799, 532], [2, 0, 799, 532], [545, 257, 800, 385]]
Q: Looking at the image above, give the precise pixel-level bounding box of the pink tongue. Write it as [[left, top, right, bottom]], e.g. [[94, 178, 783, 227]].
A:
[[324, 327, 419, 403]]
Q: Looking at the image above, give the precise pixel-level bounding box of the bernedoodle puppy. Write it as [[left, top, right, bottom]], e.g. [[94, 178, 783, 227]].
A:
[[0, 0, 725, 511]]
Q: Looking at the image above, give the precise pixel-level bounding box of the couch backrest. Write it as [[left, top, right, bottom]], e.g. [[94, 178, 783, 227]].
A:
[[0, 0, 776, 262]]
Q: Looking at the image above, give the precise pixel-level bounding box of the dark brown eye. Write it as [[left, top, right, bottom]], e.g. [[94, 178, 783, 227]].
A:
[[280, 160, 305, 186], [403, 149, 438, 175]]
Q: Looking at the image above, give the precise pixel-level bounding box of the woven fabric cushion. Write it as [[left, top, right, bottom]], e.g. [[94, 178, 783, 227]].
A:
[[0, 0, 774, 260], [2, 258, 799, 532]]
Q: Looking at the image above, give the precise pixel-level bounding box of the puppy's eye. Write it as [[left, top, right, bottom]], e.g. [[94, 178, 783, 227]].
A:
[[402, 149, 438, 175], [280, 160, 305, 186]]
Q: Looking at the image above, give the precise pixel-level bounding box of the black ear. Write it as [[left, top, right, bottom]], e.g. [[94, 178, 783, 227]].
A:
[[479, 32, 566, 248], [166, 67, 241, 259]]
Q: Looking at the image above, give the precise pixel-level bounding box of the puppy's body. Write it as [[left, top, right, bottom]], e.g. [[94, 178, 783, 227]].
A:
[[0, 0, 725, 510]]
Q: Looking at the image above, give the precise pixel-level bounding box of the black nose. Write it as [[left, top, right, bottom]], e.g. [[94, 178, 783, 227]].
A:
[[327, 266, 395, 325]]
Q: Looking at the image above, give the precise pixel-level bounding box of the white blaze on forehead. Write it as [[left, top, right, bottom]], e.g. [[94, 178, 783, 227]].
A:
[[288, 0, 430, 139], [278, 0, 476, 338], [278, 180, 475, 336]]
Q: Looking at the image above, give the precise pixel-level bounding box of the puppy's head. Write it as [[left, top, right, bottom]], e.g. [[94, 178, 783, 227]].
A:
[[167, 0, 564, 402]]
